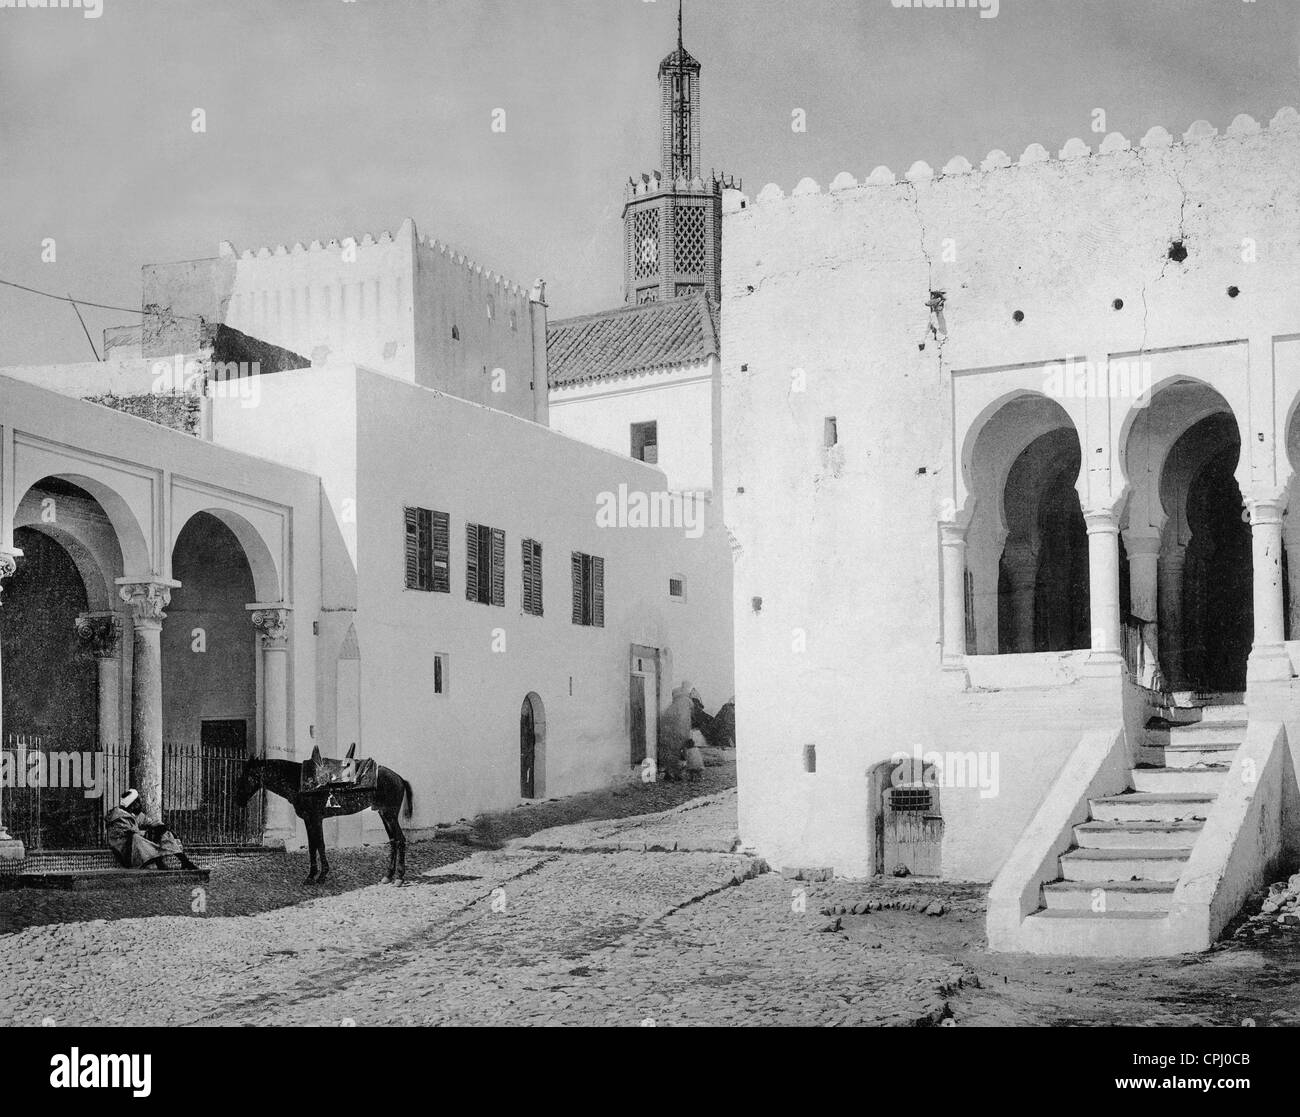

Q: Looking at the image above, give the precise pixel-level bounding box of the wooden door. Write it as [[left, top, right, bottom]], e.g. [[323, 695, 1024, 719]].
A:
[[630, 674, 647, 764]]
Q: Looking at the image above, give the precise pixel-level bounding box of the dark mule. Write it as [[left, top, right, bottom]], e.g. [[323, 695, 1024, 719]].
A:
[[235, 755, 414, 885]]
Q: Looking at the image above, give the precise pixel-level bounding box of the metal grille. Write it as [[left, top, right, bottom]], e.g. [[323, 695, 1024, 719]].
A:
[[633, 209, 659, 279], [888, 787, 933, 813], [673, 206, 707, 274], [3, 735, 262, 850]]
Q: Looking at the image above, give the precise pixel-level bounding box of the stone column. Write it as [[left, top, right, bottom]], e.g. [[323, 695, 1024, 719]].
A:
[[1158, 546, 1187, 690], [248, 605, 292, 758], [939, 522, 968, 665], [1001, 540, 1039, 653], [1084, 508, 1122, 667], [248, 604, 294, 844], [1123, 531, 1163, 689], [116, 579, 178, 819], [74, 612, 123, 751], [0, 547, 23, 862], [1246, 495, 1292, 684]]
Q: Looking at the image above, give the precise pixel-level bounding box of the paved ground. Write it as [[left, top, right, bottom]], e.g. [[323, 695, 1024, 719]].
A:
[[2, 759, 1299, 1027]]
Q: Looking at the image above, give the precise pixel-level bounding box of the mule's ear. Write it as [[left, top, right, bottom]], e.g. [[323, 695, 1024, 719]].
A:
[[311, 745, 322, 762], [346, 742, 356, 759]]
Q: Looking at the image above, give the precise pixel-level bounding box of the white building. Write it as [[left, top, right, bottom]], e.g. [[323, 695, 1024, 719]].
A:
[[0, 215, 729, 862], [723, 109, 1300, 955]]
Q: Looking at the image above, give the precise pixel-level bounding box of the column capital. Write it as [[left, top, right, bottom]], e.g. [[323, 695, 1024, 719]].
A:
[[939, 520, 968, 548], [248, 603, 292, 645], [1244, 492, 1287, 527], [116, 578, 180, 625], [75, 611, 124, 659], [1083, 506, 1120, 534], [1121, 529, 1163, 558]]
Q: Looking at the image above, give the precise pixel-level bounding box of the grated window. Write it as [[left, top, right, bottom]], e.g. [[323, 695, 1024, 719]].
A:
[[889, 787, 933, 813], [674, 206, 707, 275], [633, 209, 659, 279]]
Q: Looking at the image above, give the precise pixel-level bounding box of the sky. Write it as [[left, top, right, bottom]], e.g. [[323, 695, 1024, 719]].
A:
[[1, 0, 1297, 365]]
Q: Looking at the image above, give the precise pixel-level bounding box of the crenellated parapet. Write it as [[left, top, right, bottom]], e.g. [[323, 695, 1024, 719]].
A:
[[724, 107, 1299, 213]]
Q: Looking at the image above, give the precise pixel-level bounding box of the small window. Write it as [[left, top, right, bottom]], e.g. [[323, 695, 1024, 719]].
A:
[[571, 552, 605, 627], [631, 421, 658, 464], [433, 653, 449, 695], [669, 576, 686, 602], [521, 538, 543, 617], [451, 324, 460, 341], [466, 522, 505, 607], [404, 507, 450, 593], [824, 417, 838, 448]]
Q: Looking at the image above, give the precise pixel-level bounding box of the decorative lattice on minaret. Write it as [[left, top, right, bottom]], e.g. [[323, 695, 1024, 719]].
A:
[[622, 1, 737, 305]]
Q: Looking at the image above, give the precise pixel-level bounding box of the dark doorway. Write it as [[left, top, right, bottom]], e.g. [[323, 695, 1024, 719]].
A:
[[520, 695, 537, 798], [1184, 443, 1251, 692]]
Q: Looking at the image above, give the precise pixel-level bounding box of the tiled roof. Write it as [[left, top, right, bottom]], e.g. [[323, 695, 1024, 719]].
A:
[[546, 293, 719, 389]]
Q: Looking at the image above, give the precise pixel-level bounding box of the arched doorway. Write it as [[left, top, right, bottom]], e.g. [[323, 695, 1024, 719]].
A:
[[1178, 427, 1250, 691], [520, 693, 545, 799], [165, 512, 259, 842], [963, 395, 1087, 655], [995, 428, 1089, 654]]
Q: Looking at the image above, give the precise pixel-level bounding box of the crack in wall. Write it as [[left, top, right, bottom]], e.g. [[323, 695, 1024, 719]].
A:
[[905, 184, 947, 381]]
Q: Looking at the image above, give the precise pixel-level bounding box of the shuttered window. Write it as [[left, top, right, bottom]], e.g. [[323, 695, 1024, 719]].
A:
[[405, 507, 449, 593], [522, 538, 543, 617], [467, 522, 506, 606], [571, 551, 605, 628]]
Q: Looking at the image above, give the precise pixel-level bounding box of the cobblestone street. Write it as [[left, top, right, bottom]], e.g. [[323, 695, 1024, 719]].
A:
[[2, 772, 1299, 1027]]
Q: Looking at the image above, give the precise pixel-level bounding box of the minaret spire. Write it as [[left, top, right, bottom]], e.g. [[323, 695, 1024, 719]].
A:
[[678, 0, 683, 54]]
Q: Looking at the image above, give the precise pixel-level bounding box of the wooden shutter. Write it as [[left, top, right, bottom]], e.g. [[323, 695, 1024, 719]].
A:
[[417, 508, 433, 590], [571, 552, 584, 624], [466, 522, 479, 602], [532, 540, 543, 617], [592, 555, 605, 628], [491, 528, 506, 607], [521, 539, 533, 615], [404, 508, 419, 589], [432, 511, 450, 593]]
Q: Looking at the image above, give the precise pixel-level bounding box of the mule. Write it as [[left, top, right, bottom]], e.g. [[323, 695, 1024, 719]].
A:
[[235, 753, 414, 885]]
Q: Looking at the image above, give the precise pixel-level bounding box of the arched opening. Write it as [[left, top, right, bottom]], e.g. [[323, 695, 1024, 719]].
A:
[[1170, 419, 1250, 691], [520, 692, 545, 799], [868, 757, 943, 877], [2, 477, 125, 849], [964, 400, 1087, 655], [165, 512, 259, 843]]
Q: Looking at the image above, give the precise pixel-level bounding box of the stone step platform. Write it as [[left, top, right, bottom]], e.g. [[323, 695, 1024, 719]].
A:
[[0, 867, 209, 891]]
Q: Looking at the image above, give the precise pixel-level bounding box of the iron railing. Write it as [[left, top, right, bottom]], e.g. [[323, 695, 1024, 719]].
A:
[[3, 735, 263, 851]]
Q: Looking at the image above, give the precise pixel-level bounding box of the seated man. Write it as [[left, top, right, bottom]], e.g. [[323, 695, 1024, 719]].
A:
[[105, 789, 198, 870]]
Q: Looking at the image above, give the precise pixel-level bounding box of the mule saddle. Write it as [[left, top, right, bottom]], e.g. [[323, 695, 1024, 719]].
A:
[[301, 743, 378, 803]]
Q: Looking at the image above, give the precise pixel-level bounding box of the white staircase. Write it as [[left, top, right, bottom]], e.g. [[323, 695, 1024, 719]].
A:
[[1027, 701, 1244, 930]]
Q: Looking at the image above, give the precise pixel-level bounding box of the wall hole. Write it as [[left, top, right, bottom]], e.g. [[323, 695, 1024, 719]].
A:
[[1012, 310, 1024, 323], [1167, 240, 1188, 263]]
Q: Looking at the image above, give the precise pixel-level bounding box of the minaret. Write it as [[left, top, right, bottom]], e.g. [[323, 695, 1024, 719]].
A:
[[660, 1, 701, 181], [622, 2, 734, 305]]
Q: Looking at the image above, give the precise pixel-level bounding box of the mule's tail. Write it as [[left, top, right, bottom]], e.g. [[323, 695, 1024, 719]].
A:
[[402, 779, 414, 820]]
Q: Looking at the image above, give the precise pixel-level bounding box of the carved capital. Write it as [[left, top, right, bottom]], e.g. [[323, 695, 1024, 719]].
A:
[[248, 604, 291, 645], [117, 581, 174, 625], [75, 612, 124, 658]]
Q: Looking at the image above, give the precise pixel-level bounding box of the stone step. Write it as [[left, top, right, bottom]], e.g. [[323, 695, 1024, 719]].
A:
[[1043, 879, 1174, 912], [1073, 820, 1202, 850], [1131, 765, 1229, 794], [1144, 721, 1247, 748], [1059, 847, 1188, 882], [1198, 703, 1249, 723], [1090, 791, 1215, 823], [1137, 744, 1240, 769]]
